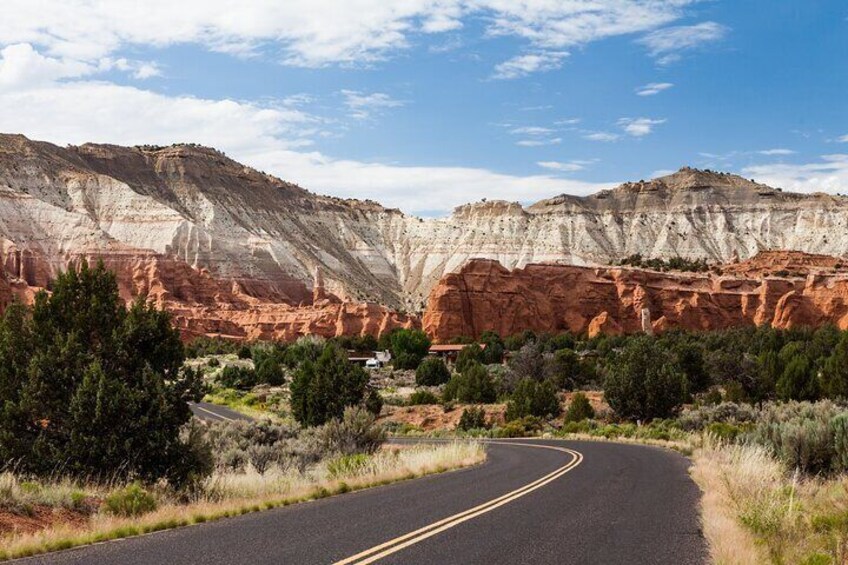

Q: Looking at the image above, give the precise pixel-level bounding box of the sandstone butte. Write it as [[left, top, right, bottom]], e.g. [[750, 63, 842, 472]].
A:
[[422, 251, 848, 342]]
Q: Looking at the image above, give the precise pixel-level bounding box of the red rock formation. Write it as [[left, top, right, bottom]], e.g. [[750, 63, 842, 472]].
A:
[[423, 256, 848, 342], [0, 251, 417, 341]]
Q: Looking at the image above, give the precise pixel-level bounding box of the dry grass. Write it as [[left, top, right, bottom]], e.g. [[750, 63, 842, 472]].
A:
[[692, 435, 848, 565], [0, 442, 484, 562]]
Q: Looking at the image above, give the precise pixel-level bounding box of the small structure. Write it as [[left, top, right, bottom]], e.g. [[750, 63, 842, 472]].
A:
[[428, 343, 486, 364], [348, 349, 391, 369]]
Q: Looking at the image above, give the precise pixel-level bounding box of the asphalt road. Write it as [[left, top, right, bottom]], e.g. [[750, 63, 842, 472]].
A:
[[188, 401, 253, 422], [18, 438, 707, 565]]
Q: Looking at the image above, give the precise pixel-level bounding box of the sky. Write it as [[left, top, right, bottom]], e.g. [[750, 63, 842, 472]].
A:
[[0, 1, 846, 216]]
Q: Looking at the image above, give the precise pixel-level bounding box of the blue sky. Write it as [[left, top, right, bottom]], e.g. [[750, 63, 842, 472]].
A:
[[0, 1, 846, 215]]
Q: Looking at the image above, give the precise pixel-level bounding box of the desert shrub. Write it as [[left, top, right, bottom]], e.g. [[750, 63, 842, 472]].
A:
[[494, 416, 544, 438], [289, 343, 380, 427], [564, 392, 595, 423], [207, 357, 220, 368], [677, 402, 759, 431], [455, 344, 483, 374], [415, 357, 451, 386], [457, 406, 488, 431], [103, 483, 157, 517], [255, 357, 285, 386], [0, 262, 204, 486], [506, 343, 546, 388], [408, 389, 440, 405], [443, 362, 496, 403], [327, 453, 370, 478], [318, 407, 386, 456], [706, 422, 746, 441], [237, 345, 252, 359], [203, 419, 320, 473], [217, 365, 258, 390], [184, 336, 240, 358], [750, 401, 848, 475], [390, 329, 431, 370], [505, 378, 560, 421], [603, 335, 688, 421]]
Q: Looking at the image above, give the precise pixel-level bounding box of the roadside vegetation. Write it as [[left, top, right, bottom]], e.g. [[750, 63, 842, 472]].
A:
[[0, 265, 483, 561]]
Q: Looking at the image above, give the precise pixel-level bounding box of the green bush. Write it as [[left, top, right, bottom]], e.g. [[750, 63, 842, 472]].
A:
[[408, 389, 440, 405], [217, 365, 258, 390], [415, 357, 451, 386], [390, 329, 431, 370], [103, 483, 157, 517], [457, 406, 488, 431], [237, 345, 252, 359], [603, 335, 688, 421], [207, 357, 220, 368], [479, 331, 506, 364], [255, 357, 285, 386], [290, 343, 379, 427], [505, 378, 560, 421], [564, 392, 595, 423], [443, 362, 496, 403], [327, 453, 370, 478], [455, 344, 483, 374]]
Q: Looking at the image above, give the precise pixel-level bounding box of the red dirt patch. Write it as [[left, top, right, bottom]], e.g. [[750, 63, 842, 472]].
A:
[[0, 506, 90, 537]]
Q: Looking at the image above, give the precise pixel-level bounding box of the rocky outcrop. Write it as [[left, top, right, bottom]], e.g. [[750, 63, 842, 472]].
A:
[[2, 135, 848, 315], [422, 257, 848, 341]]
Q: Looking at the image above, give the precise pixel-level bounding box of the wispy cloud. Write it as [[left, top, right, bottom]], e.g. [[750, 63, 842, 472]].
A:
[[583, 131, 620, 142], [758, 148, 796, 156], [492, 51, 568, 80], [618, 117, 666, 137], [517, 138, 561, 147], [638, 21, 728, 65], [837, 134, 848, 143], [743, 154, 848, 195], [341, 90, 405, 120], [635, 82, 673, 96], [537, 159, 597, 172]]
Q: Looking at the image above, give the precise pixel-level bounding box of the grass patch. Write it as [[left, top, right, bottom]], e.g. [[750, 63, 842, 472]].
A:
[[0, 442, 484, 562]]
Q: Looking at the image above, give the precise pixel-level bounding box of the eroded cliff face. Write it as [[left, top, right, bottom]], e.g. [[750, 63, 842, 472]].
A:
[[3, 134, 848, 316], [422, 255, 848, 341]]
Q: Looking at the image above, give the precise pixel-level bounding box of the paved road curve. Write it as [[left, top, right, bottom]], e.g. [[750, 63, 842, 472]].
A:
[[187, 401, 253, 422], [18, 438, 707, 565]]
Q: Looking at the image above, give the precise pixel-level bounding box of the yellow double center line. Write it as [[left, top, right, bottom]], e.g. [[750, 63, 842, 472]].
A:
[[334, 441, 583, 565]]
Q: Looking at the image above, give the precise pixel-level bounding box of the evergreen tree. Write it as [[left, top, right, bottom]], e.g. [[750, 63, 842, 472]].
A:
[[0, 261, 203, 484], [455, 343, 483, 374], [505, 378, 560, 420], [443, 362, 496, 403], [415, 357, 451, 386], [289, 343, 378, 427], [821, 333, 848, 399]]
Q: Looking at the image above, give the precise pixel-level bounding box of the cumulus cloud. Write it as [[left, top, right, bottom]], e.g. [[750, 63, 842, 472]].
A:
[[618, 117, 666, 137], [341, 90, 405, 119], [635, 82, 673, 96], [492, 51, 568, 79], [743, 155, 848, 195], [638, 21, 728, 64]]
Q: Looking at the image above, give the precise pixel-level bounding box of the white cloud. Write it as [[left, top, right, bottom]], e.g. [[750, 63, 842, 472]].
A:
[[743, 155, 848, 195], [341, 90, 405, 119], [510, 126, 553, 136], [638, 21, 728, 64], [0, 43, 94, 89], [635, 82, 673, 96], [492, 51, 568, 79], [516, 138, 561, 147], [618, 117, 666, 137], [583, 131, 620, 142], [1, 1, 711, 75], [537, 159, 596, 172], [555, 118, 581, 126], [758, 148, 795, 156], [837, 134, 848, 143]]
